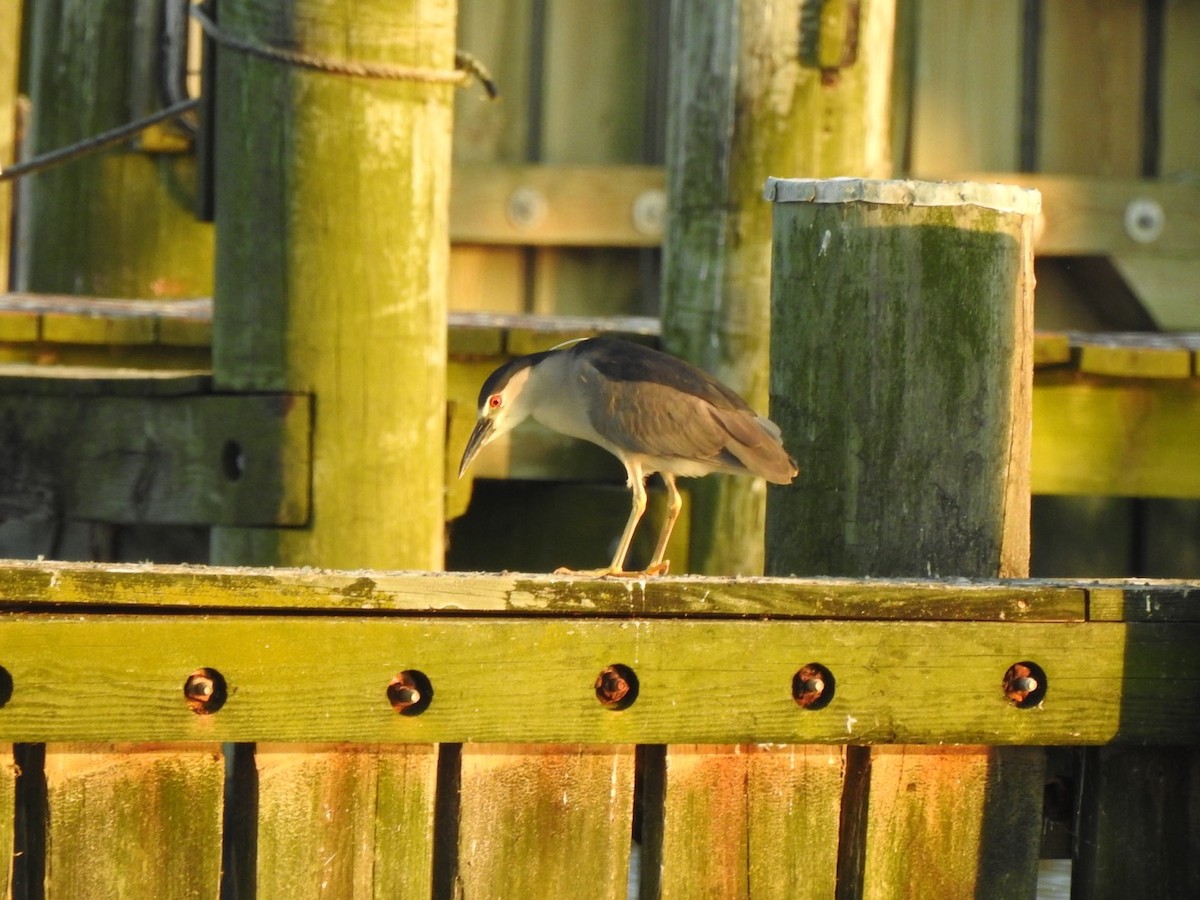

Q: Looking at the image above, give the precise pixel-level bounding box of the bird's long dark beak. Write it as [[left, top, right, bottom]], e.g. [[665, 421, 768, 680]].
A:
[[458, 417, 495, 478]]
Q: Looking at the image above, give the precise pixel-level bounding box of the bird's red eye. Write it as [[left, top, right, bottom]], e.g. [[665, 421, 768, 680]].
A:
[[488, 394, 502, 409]]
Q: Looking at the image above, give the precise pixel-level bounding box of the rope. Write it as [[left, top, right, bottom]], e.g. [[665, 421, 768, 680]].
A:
[[0, 98, 201, 182], [191, 5, 497, 98], [0, 12, 497, 184]]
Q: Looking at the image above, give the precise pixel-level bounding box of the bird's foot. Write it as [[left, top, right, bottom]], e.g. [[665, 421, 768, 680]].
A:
[[553, 561, 670, 578]]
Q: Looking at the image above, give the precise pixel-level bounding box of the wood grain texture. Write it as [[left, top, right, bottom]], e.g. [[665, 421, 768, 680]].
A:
[[254, 745, 438, 899], [1, 614, 1196, 745], [1032, 374, 1200, 497], [1039, 0, 1143, 177], [19, 0, 212, 298], [659, 745, 845, 900], [41, 744, 224, 900], [766, 194, 1036, 578], [908, 0, 1021, 173], [453, 744, 635, 899], [0, 743, 12, 894], [0, 559, 1089, 619], [662, 0, 895, 577], [858, 746, 1045, 900], [210, 0, 454, 570], [0, 392, 311, 525], [1073, 746, 1200, 900]]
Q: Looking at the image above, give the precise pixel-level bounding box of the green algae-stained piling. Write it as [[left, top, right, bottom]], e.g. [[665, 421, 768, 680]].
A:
[[765, 177, 1041, 579], [661, 0, 896, 578], [18, 0, 213, 298], [210, 0, 455, 572], [765, 177, 1042, 898]]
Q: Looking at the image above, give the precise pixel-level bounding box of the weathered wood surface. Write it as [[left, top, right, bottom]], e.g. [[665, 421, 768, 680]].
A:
[[657, 744, 846, 900], [453, 744, 635, 898], [1073, 746, 1200, 900], [41, 744, 224, 900], [18, 0, 213, 299], [251, 744, 438, 899], [765, 178, 1039, 578], [662, 0, 895, 576], [1032, 372, 1200, 498], [0, 610, 1196, 745], [0, 389, 311, 525], [210, 0, 454, 572], [0, 559, 1094, 618]]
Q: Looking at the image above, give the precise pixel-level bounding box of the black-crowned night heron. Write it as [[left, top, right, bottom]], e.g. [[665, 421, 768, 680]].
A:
[[458, 337, 798, 576]]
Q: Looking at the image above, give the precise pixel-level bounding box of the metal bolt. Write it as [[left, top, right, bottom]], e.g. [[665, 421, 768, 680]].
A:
[[506, 186, 548, 230], [1004, 662, 1045, 708], [595, 664, 638, 710], [1123, 198, 1164, 244], [184, 668, 227, 715], [388, 670, 432, 716], [792, 663, 833, 709]]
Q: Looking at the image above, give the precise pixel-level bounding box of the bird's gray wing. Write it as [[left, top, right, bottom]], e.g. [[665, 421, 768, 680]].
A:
[[575, 341, 798, 483]]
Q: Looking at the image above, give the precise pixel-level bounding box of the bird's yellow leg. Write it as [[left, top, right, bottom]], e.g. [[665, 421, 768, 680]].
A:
[[644, 473, 682, 575], [554, 464, 649, 577]]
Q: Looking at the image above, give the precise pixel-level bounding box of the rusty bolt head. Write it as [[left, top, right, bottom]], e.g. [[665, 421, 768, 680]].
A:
[[388, 670, 432, 716], [1004, 662, 1046, 708], [184, 668, 227, 715], [792, 663, 834, 710], [595, 664, 638, 710]]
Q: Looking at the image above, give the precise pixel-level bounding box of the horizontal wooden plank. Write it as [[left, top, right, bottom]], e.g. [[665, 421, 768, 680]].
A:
[[1032, 372, 1200, 497], [0, 393, 311, 525], [0, 364, 210, 396], [1071, 332, 1200, 379], [0, 560, 1090, 620], [0, 615, 1193, 744], [450, 164, 665, 246], [942, 173, 1200, 258]]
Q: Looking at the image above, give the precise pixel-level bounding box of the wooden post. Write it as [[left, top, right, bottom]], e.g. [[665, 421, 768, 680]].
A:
[[16, 0, 213, 297], [765, 177, 1042, 896], [207, 1, 456, 895], [661, 0, 894, 576], [0, 1, 22, 291], [209, 0, 453, 572]]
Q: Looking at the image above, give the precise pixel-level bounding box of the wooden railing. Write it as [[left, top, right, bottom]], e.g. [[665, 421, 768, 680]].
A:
[[0, 560, 1197, 897]]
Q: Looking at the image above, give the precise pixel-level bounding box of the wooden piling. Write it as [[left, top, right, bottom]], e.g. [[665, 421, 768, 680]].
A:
[[209, 0, 454, 571], [16, 0, 212, 297], [661, 0, 895, 576], [765, 177, 1042, 896]]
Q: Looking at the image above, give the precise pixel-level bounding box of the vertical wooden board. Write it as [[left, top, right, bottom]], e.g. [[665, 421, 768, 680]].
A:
[[1039, 0, 1144, 175], [254, 745, 438, 900], [452, 0, 534, 317], [0, 743, 12, 895], [534, 1, 653, 318], [455, 744, 635, 899], [0, 0, 21, 293], [1073, 746, 1200, 900], [858, 747, 1045, 900], [42, 744, 224, 900], [660, 746, 748, 900], [448, 245, 527, 313], [746, 746, 846, 899], [658, 745, 845, 900], [1161, 1, 1200, 175], [453, 0, 533, 163], [909, 0, 1022, 174]]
